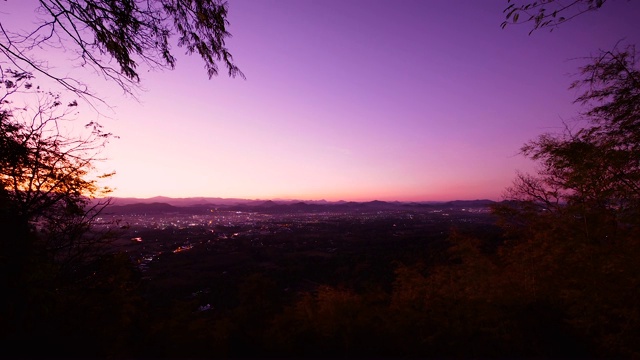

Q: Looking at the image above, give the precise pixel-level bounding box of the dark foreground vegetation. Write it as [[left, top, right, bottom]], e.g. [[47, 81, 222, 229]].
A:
[[2, 202, 639, 359]]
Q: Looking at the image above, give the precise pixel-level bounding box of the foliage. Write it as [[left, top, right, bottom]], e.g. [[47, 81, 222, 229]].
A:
[[501, 0, 608, 34], [0, 69, 143, 357], [499, 45, 640, 240], [0, 0, 244, 99], [490, 43, 640, 357], [0, 69, 116, 269]]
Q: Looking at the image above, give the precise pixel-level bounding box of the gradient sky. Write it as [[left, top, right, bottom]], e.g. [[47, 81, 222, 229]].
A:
[[3, 0, 640, 201]]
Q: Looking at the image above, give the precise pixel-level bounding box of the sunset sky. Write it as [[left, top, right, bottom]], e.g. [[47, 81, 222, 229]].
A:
[[3, 0, 640, 202]]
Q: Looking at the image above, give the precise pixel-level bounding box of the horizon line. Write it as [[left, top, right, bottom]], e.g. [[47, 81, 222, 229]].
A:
[[98, 195, 500, 203]]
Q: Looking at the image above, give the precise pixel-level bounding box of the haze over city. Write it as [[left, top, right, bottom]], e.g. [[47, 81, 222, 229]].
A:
[[3, 0, 639, 201]]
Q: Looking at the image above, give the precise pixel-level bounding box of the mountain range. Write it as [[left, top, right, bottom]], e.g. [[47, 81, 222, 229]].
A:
[[98, 197, 498, 215]]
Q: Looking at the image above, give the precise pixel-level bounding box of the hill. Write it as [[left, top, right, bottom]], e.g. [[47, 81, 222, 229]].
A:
[[99, 197, 497, 215]]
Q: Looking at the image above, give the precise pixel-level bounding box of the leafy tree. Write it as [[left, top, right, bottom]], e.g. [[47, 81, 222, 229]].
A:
[[0, 0, 244, 100], [498, 44, 640, 240], [501, 0, 609, 34], [0, 69, 115, 265], [497, 0, 640, 352], [0, 70, 141, 357], [492, 44, 640, 357]]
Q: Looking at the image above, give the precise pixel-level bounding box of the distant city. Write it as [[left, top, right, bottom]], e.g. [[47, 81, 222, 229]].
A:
[[94, 197, 498, 274]]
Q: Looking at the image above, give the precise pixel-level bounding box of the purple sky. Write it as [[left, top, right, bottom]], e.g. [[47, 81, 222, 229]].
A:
[[3, 1, 640, 201]]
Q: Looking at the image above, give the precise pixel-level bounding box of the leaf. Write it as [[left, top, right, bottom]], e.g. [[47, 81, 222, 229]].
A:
[[504, 3, 515, 13]]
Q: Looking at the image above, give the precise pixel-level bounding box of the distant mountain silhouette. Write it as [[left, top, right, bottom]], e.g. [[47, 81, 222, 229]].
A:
[[104, 202, 180, 215], [107, 196, 253, 207], [259, 200, 278, 207], [97, 197, 498, 215]]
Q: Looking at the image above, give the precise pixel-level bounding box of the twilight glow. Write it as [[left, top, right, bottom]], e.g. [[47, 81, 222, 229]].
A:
[[2, 0, 639, 201]]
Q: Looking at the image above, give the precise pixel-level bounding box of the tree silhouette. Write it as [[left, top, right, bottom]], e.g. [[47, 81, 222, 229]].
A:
[[0, 70, 139, 357], [501, 0, 609, 34], [0, 69, 115, 261], [498, 45, 640, 239], [0, 0, 243, 100], [490, 43, 640, 358]]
